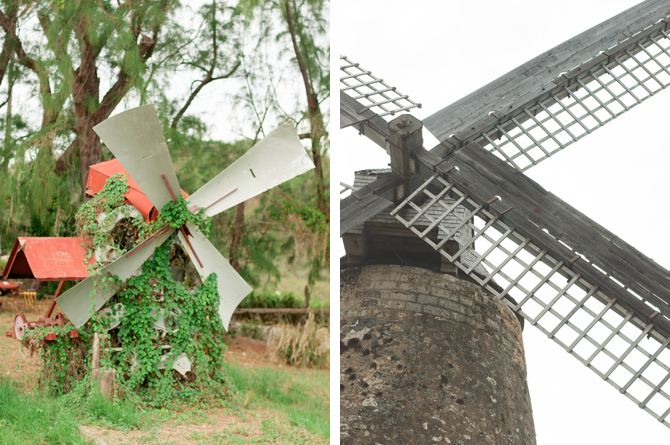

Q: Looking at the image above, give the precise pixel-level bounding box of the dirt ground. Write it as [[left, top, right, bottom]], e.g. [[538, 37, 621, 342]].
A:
[[0, 295, 329, 444]]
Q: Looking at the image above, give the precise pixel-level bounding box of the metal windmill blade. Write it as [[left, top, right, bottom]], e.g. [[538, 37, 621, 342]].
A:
[[56, 228, 176, 328], [340, 0, 670, 434], [188, 122, 315, 217], [57, 104, 314, 329]]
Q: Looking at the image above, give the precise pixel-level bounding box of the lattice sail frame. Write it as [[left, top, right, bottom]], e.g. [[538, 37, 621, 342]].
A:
[[392, 174, 670, 426], [473, 26, 670, 171], [340, 55, 422, 118]]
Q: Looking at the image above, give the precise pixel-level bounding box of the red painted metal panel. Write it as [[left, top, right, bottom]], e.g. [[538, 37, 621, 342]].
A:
[[2, 237, 93, 281], [87, 159, 189, 221], [0, 280, 19, 291]]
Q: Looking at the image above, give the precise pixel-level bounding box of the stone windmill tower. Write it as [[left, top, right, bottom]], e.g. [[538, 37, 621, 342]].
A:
[[340, 1, 670, 443]]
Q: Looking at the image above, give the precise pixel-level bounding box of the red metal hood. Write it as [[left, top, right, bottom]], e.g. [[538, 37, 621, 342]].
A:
[[86, 159, 188, 221], [2, 237, 94, 281]]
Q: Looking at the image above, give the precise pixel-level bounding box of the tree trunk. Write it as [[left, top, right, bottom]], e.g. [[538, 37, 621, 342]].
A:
[[71, 14, 102, 188], [1, 62, 13, 172], [77, 125, 103, 187], [284, 0, 328, 217], [310, 126, 327, 216], [229, 202, 245, 272]]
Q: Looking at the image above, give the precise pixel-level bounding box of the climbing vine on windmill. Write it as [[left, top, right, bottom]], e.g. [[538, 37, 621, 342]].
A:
[[3, 104, 314, 400]]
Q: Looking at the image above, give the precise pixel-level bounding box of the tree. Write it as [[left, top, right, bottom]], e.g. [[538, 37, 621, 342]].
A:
[[281, 0, 329, 217], [0, 0, 243, 188]]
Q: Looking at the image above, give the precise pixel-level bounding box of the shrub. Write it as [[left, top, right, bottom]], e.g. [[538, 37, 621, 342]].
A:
[[267, 314, 329, 369]]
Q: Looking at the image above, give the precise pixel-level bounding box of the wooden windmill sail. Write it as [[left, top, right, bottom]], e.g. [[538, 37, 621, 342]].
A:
[[340, 0, 670, 436]]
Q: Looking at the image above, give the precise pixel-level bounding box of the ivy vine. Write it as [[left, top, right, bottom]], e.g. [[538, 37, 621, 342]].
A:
[[30, 173, 226, 403]]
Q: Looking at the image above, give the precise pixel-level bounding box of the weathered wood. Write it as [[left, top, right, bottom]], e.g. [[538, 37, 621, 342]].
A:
[[340, 90, 380, 128], [343, 231, 369, 264], [97, 370, 116, 400], [90, 332, 116, 400], [424, 0, 670, 142], [455, 143, 670, 297], [430, 17, 670, 161], [91, 332, 100, 370], [341, 91, 390, 150], [388, 114, 423, 179], [365, 172, 402, 198], [234, 308, 330, 314], [341, 193, 394, 236], [441, 142, 670, 335]]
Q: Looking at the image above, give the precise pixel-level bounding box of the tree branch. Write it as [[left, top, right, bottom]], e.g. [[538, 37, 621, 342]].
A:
[[170, 61, 240, 129], [284, 0, 318, 114], [0, 3, 18, 87], [0, 7, 59, 127], [54, 138, 78, 174], [96, 68, 130, 122], [170, 6, 240, 131]]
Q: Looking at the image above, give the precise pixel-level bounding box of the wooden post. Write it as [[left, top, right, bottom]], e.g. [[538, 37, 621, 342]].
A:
[[300, 285, 311, 327], [90, 332, 116, 400], [387, 114, 423, 203]]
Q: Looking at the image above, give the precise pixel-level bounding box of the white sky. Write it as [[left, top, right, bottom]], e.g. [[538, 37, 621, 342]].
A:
[[333, 0, 670, 443]]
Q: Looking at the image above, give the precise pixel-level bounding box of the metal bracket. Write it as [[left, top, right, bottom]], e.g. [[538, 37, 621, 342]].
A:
[[396, 184, 405, 201]]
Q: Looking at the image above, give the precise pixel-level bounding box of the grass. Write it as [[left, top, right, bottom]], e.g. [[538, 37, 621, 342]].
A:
[[64, 382, 145, 432], [227, 363, 329, 439], [0, 378, 90, 445], [268, 314, 330, 369], [0, 362, 329, 444]]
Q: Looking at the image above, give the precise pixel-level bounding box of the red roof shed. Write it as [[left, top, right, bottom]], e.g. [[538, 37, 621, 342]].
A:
[[2, 237, 93, 281]]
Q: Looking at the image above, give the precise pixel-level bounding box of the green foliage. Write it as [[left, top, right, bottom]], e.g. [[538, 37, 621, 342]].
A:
[[237, 289, 302, 309], [28, 173, 225, 404], [0, 379, 91, 445], [227, 363, 329, 439], [95, 242, 229, 407], [266, 195, 328, 285], [158, 196, 210, 236], [76, 173, 137, 273], [24, 326, 91, 395], [65, 381, 144, 431]]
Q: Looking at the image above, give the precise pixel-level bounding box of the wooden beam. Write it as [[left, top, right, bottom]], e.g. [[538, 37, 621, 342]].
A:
[[340, 91, 389, 150], [424, 0, 670, 142], [388, 114, 422, 178], [234, 308, 330, 314], [441, 142, 670, 335], [341, 193, 394, 236]]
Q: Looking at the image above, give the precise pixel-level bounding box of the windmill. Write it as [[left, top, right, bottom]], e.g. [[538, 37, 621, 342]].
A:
[[54, 103, 314, 333], [340, 0, 670, 443]]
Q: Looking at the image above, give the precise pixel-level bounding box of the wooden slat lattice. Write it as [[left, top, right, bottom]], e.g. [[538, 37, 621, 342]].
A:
[[392, 174, 670, 428], [477, 28, 670, 171], [340, 55, 422, 118]]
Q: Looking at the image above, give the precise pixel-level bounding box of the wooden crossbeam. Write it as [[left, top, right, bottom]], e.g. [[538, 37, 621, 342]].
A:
[[436, 142, 670, 335], [424, 0, 670, 143]]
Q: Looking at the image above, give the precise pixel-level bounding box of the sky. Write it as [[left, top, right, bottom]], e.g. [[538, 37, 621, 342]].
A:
[[334, 0, 670, 443]]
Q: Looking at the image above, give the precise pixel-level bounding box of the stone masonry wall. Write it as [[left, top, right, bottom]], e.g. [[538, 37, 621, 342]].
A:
[[340, 264, 536, 445]]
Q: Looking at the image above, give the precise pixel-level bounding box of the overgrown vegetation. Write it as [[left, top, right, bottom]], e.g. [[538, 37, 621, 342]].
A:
[[0, 359, 330, 443], [25, 175, 230, 404], [227, 362, 329, 438], [268, 313, 329, 369], [0, 378, 91, 445], [0, 0, 329, 439]]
